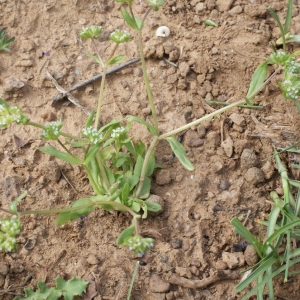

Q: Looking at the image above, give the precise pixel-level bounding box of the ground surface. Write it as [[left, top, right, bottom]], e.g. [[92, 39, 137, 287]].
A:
[[1, 0, 300, 299]]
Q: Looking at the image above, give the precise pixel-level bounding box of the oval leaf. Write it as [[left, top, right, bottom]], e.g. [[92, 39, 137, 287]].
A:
[[165, 136, 194, 171], [116, 224, 135, 246], [128, 115, 158, 136], [246, 61, 268, 99], [121, 7, 138, 30]]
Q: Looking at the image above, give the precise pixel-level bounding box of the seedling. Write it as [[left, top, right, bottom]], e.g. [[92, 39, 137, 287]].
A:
[[0, 28, 15, 52], [14, 277, 88, 300]]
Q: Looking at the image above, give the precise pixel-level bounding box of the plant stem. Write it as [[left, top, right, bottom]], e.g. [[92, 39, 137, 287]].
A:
[[27, 121, 86, 142], [137, 30, 158, 133], [84, 165, 103, 195], [159, 99, 246, 139], [135, 137, 158, 197], [94, 65, 107, 128], [57, 138, 76, 158], [127, 262, 139, 300]]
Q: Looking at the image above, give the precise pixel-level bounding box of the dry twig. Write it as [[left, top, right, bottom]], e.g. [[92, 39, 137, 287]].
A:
[[164, 269, 240, 289]]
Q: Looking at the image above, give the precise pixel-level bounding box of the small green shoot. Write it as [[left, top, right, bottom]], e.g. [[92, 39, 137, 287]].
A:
[[0, 28, 15, 52]]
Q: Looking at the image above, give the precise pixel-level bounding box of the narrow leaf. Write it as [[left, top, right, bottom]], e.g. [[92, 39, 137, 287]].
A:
[[165, 136, 194, 171], [144, 201, 162, 212], [121, 7, 139, 30], [107, 54, 126, 66], [86, 52, 101, 64], [128, 115, 158, 136], [284, 0, 293, 34], [39, 146, 82, 165], [85, 110, 95, 128]]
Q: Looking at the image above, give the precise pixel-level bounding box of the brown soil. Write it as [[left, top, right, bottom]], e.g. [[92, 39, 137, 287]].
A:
[[1, 0, 300, 299]]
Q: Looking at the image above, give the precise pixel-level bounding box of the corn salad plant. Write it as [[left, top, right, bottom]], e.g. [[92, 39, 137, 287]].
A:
[[1, 0, 300, 297]]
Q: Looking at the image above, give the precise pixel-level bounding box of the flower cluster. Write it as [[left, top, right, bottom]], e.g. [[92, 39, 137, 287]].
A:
[[111, 127, 125, 138], [82, 126, 103, 145], [123, 235, 154, 257], [269, 51, 291, 67], [279, 75, 300, 101], [109, 29, 132, 44], [79, 26, 102, 39], [0, 216, 21, 252], [41, 120, 63, 140], [0, 104, 28, 129]]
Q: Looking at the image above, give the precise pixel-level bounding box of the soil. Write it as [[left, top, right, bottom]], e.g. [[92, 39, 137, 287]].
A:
[[1, 0, 300, 299]]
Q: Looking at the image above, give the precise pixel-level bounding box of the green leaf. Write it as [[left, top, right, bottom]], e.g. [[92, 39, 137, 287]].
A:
[[116, 224, 135, 246], [121, 183, 130, 203], [246, 61, 268, 100], [204, 20, 218, 27], [85, 110, 95, 128], [139, 177, 151, 199], [128, 116, 158, 136], [70, 141, 87, 147], [121, 7, 139, 30], [165, 136, 194, 171], [134, 155, 144, 177], [0, 98, 10, 108], [39, 146, 82, 165], [284, 0, 293, 34], [231, 218, 263, 257], [55, 277, 88, 300], [9, 191, 27, 213], [84, 144, 100, 166], [145, 151, 156, 176], [55, 198, 95, 226], [135, 17, 143, 30], [107, 54, 126, 66], [86, 52, 102, 64], [100, 146, 115, 161], [144, 200, 162, 212]]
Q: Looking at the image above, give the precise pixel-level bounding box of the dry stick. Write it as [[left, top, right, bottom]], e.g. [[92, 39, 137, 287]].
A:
[[46, 71, 91, 115], [52, 58, 141, 102], [165, 270, 240, 289]]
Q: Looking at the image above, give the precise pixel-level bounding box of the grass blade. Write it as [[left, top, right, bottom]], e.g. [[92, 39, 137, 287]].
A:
[[284, 0, 293, 34]]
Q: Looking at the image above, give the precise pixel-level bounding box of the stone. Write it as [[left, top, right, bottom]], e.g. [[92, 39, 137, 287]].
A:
[[195, 3, 205, 13], [0, 263, 9, 276], [229, 5, 243, 15], [221, 137, 234, 157], [222, 252, 244, 269], [3, 77, 25, 92], [171, 238, 182, 249], [178, 62, 190, 77], [216, 0, 234, 11], [244, 245, 259, 266], [87, 255, 99, 265], [182, 238, 190, 251], [155, 169, 171, 185], [244, 4, 267, 18], [219, 180, 230, 190], [175, 267, 192, 278], [190, 265, 200, 276], [185, 130, 204, 147], [207, 0, 216, 10], [240, 149, 258, 169], [147, 194, 165, 215], [206, 131, 220, 149], [212, 161, 223, 173], [229, 113, 246, 127], [197, 124, 206, 138], [261, 161, 275, 179], [149, 274, 170, 293], [244, 167, 265, 185], [11, 260, 24, 273]]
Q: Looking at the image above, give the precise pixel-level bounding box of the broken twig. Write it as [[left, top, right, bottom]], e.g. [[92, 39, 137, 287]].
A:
[[164, 269, 240, 289], [46, 71, 91, 115], [52, 57, 141, 102]]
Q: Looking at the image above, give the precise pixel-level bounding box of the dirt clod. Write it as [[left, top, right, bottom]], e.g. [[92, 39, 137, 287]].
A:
[[149, 273, 170, 293], [155, 169, 172, 185], [222, 252, 245, 269], [240, 149, 258, 169], [171, 238, 182, 249], [0, 263, 9, 276], [244, 167, 265, 185], [244, 245, 259, 266], [221, 136, 234, 157]]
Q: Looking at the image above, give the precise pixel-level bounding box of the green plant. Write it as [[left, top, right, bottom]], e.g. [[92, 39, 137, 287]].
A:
[[14, 277, 88, 300], [231, 150, 300, 300], [0, 28, 15, 52], [1, 0, 300, 297]]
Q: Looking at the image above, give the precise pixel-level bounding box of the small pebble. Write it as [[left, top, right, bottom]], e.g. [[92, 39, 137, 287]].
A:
[[240, 149, 258, 169], [149, 274, 170, 293], [184, 130, 204, 147], [222, 252, 244, 269], [171, 238, 182, 249], [0, 263, 9, 276], [87, 255, 99, 265], [219, 180, 230, 190], [212, 161, 223, 173], [221, 137, 234, 157], [155, 169, 172, 186], [244, 167, 264, 185]]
